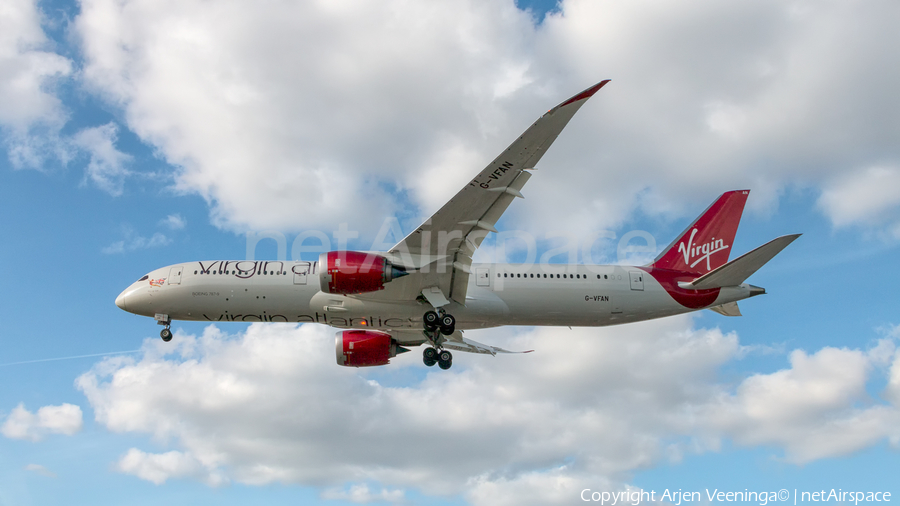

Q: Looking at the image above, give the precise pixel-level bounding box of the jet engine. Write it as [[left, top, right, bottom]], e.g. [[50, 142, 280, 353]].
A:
[[335, 330, 409, 367], [319, 251, 408, 295]]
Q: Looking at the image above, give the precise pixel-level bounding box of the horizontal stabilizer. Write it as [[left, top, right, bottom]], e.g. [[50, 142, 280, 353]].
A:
[[680, 234, 801, 290], [708, 301, 742, 317]]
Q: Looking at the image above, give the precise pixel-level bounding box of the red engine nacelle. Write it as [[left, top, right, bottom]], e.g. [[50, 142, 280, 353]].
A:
[[335, 330, 409, 367], [319, 251, 408, 295]]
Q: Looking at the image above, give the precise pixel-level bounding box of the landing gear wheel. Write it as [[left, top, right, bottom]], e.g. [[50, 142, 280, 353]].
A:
[[160, 328, 173, 342], [439, 314, 456, 336], [423, 311, 440, 331], [422, 347, 438, 367], [437, 350, 453, 370]]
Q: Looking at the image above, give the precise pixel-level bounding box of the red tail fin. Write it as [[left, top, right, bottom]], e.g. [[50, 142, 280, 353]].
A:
[[651, 190, 749, 274]]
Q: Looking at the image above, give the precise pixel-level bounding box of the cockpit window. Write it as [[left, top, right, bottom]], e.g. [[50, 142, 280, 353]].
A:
[[138, 275, 149, 282]]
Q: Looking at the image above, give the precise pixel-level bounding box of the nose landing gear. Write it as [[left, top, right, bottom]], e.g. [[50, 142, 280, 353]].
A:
[[155, 313, 173, 342]]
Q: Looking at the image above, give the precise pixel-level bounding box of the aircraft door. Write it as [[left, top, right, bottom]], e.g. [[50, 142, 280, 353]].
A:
[[476, 268, 491, 287], [168, 266, 183, 285], [629, 271, 644, 291], [293, 262, 311, 285]]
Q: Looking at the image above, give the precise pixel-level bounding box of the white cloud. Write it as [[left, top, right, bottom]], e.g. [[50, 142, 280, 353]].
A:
[[885, 344, 900, 406], [1, 403, 83, 442], [72, 0, 900, 238], [24, 463, 57, 478], [102, 226, 170, 254], [160, 214, 186, 230], [72, 122, 134, 196], [0, 0, 73, 167], [818, 166, 900, 237], [76, 320, 900, 499], [117, 448, 225, 486], [703, 346, 900, 463], [321, 483, 405, 504]]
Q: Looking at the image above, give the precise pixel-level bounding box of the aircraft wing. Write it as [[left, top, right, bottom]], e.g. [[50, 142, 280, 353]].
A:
[[389, 329, 533, 356], [385, 80, 610, 305]]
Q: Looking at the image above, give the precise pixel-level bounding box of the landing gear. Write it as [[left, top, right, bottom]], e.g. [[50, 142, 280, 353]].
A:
[[422, 307, 455, 370], [155, 313, 172, 342], [439, 314, 455, 335], [422, 347, 453, 369], [424, 310, 440, 331], [438, 349, 453, 370], [423, 311, 455, 336], [423, 347, 438, 367]]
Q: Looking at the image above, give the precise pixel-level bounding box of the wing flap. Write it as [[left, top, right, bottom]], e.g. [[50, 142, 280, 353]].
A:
[[442, 332, 534, 356], [386, 329, 533, 356]]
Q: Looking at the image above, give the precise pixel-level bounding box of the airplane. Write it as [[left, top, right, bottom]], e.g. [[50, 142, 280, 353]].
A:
[[115, 80, 800, 370]]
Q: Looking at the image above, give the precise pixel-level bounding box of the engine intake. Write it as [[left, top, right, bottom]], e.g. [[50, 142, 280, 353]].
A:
[[319, 251, 408, 295], [335, 330, 409, 367]]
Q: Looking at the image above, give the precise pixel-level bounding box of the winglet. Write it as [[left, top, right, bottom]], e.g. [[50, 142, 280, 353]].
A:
[[557, 80, 611, 109]]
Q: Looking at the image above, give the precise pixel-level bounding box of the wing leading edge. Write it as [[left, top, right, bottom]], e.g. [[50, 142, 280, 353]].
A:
[[387, 80, 611, 305]]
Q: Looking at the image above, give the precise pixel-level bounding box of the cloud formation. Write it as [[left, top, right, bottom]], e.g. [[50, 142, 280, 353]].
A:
[[818, 166, 900, 238], [159, 213, 187, 230], [102, 226, 171, 254], [70, 0, 900, 239], [1, 403, 83, 442], [72, 122, 134, 195], [76, 321, 900, 501], [0, 0, 73, 167], [24, 463, 57, 478]]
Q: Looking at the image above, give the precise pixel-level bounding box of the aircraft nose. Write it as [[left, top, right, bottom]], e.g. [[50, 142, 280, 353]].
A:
[[115, 290, 128, 311]]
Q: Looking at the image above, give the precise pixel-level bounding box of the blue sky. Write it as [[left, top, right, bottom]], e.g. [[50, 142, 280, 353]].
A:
[[1, 0, 899, 504]]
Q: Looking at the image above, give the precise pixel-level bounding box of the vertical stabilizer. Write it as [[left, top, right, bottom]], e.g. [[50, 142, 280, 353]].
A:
[[651, 190, 749, 274]]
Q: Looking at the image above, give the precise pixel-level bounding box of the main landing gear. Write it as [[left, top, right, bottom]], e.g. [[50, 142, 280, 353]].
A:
[[422, 310, 455, 370], [423, 310, 455, 335], [422, 346, 453, 370]]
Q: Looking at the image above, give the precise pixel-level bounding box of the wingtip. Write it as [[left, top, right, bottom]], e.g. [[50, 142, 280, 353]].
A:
[[557, 79, 611, 108]]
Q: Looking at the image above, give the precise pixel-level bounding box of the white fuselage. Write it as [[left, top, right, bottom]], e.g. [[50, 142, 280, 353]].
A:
[[116, 260, 756, 342]]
